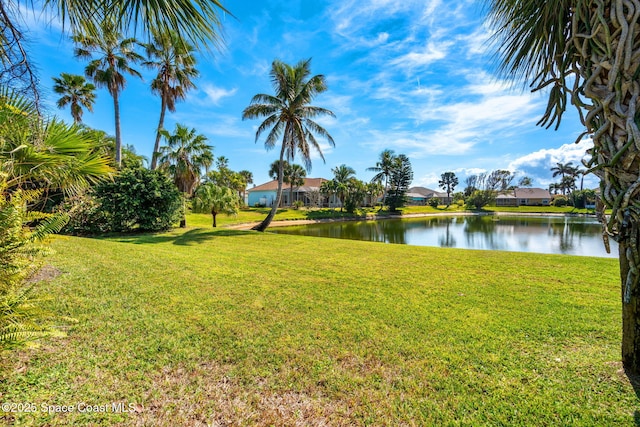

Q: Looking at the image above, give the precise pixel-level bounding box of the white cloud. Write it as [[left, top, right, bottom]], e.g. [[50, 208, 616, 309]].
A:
[[390, 41, 450, 71], [508, 138, 597, 187], [200, 84, 237, 105]]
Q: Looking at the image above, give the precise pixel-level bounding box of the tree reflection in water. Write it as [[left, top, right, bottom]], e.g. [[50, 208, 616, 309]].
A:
[[271, 215, 616, 257]]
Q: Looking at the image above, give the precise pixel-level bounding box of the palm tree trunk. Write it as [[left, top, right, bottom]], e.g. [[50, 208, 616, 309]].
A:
[[211, 210, 217, 227], [621, 230, 640, 373], [252, 145, 286, 231], [113, 90, 122, 168], [378, 177, 388, 212], [180, 193, 187, 228], [151, 97, 167, 170], [290, 184, 294, 207]]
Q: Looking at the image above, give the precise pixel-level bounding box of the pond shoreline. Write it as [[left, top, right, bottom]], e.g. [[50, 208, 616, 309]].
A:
[[226, 210, 598, 230]]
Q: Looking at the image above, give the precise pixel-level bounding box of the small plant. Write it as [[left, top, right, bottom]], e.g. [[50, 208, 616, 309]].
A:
[[428, 197, 440, 208], [293, 200, 305, 210]]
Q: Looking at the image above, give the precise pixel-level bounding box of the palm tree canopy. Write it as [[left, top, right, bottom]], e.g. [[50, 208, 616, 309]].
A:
[[192, 182, 239, 216], [332, 164, 356, 184], [158, 123, 213, 194], [367, 149, 395, 183], [73, 21, 143, 96], [286, 164, 306, 187], [242, 58, 335, 172], [42, 0, 229, 50], [52, 73, 96, 123], [142, 29, 199, 112]]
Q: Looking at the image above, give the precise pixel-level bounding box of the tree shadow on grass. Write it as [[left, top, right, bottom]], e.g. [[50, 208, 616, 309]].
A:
[[624, 367, 640, 426], [108, 228, 254, 246]]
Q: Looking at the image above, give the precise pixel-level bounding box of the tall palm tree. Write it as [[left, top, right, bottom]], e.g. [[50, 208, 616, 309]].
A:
[[331, 164, 356, 212], [486, 0, 640, 373], [238, 170, 253, 205], [142, 30, 199, 170], [73, 21, 143, 167], [158, 123, 213, 227], [367, 149, 396, 211], [550, 162, 576, 195], [286, 164, 306, 207], [242, 58, 335, 231], [52, 73, 96, 124]]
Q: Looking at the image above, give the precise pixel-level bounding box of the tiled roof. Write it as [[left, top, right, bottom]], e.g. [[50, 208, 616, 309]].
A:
[[514, 188, 551, 199], [248, 178, 328, 192]]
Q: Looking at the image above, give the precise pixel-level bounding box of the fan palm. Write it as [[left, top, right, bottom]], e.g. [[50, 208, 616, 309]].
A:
[[141, 30, 199, 170], [52, 73, 96, 124], [74, 21, 143, 167], [486, 0, 640, 372], [367, 149, 396, 211], [0, 87, 113, 194], [331, 164, 356, 212], [286, 164, 306, 207], [158, 123, 213, 227], [242, 58, 335, 231], [192, 182, 239, 227]]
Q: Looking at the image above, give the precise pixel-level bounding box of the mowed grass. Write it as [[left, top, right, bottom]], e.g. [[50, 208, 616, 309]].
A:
[[1, 227, 637, 426]]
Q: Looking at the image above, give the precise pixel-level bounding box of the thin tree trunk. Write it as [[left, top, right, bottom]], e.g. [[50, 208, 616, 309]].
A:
[[252, 144, 286, 231], [151, 96, 167, 170], [180, 193, 187, 228], [212, 210, 217, 227], [378, 177, 388, 212], [290, 184, 293, 207], [113, 90, 122, 168]]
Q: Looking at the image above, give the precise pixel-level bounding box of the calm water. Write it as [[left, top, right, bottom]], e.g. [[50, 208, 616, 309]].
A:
[[271, 215, 618, 258]]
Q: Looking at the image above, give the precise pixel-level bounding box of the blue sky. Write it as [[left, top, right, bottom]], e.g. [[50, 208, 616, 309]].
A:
[[26, 0, 596, 190]]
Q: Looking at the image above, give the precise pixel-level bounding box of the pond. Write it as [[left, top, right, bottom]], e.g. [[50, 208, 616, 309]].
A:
[[271, 215, 618, 258]]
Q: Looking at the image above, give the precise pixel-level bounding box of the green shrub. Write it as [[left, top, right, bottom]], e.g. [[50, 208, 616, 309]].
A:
[[552, 195, 569, 207], [428, 197, 440, 208], [61, 192, 109, 235], [466, 190, 495, 209], [93, 168, 182, 232], [293, 200, 305, 210]]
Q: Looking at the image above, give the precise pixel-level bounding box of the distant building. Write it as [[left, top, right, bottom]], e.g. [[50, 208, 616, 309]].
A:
[[496, 188, 551, 206], [407, 187, 452, 205], [247, 178, 338, 207]]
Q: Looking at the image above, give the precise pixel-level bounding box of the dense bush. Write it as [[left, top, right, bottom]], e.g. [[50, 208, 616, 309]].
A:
[[93, 168, 182, 232], [428, 197, 440, 208], [552, 195, 569, 207], [61, 193, 109, 235], [465, 190, 495, 209]]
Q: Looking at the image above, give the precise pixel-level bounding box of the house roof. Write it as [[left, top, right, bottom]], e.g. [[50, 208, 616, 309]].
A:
[[408, 187, 448, 198], [248, 178, 328, 192], [514, 188, 551, 199]]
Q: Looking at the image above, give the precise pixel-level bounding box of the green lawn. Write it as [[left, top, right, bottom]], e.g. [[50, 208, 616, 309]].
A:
[[1, 226, 637, 426]]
